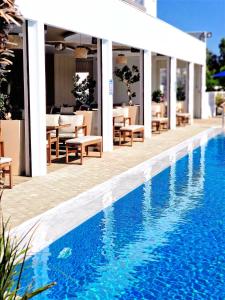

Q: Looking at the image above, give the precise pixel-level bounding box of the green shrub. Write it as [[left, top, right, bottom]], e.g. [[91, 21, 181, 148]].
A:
[[215, 93, 225, 107]]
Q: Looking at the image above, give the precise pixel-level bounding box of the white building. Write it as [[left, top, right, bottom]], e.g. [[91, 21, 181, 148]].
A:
[[12, 0, 207, 176]]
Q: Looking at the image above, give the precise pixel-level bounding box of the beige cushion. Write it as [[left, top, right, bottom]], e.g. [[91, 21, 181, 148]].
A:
[[152, 117, 168, 122], [66, 136, 102, 145], [46, 114, 60, 127], [60, 106, 74, 114], [176, 113, 190, 118], [113, 107, 129, 118], [120, 125, 144, 132], [114, 122, 124, 127], [59, 115, 84, 134], [58, 133, 76, 139], [0, 157, 12, 164]]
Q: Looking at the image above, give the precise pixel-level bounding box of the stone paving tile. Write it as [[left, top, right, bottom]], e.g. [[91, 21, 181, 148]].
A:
[[1, 118, 222, 228]]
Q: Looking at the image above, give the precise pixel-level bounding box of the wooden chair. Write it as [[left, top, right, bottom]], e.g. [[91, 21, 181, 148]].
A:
[[46, 131, 52, 164], [0, 139, 13, 189]]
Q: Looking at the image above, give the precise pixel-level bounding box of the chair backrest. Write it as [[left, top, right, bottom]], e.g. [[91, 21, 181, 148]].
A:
[[113, 107, 129, 118], [59, 115, 84, 134], [46, 114, 60, 127], [113, 107, 129, 126], [60, 106, 74, 114]]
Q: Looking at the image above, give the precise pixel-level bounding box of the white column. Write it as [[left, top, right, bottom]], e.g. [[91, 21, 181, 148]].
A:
[[139, 51, 144, 125], [22, 22, 31, 176], [188, 62, 194, 123], [26, 21, 47, 176], [101, 39, 113, 152], [200, 64, 207, 119], [97, 39, 102, 136], [169, 57, 177, 129], [143, 50, 152, 138]]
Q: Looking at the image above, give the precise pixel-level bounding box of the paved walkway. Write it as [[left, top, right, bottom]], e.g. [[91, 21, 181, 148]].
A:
[[1, 118, 221, 228]]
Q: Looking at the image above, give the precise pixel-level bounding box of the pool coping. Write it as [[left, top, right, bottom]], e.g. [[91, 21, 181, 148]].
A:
[[12, 127, 223, 255]]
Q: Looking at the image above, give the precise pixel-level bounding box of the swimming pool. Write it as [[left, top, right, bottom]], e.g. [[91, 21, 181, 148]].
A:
[[21, 133, 225, 299]]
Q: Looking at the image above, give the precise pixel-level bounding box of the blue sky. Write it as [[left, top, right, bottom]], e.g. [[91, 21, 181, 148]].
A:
[[158, 0, 225, 54]]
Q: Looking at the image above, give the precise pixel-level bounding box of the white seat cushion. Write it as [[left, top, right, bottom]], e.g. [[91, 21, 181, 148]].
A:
[[0, 157, 12, 164], [59, 115, 84, 134], [46, 114, 60, 127], [120, 125, 144, 131], [66, 136, 102, 145]]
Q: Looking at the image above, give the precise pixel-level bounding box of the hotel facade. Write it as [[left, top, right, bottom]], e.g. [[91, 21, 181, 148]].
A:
[[12, 0, 207, 176]]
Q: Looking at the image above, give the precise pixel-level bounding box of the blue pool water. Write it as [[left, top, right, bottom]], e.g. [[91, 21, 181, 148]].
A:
[[22, 134, 225, 299]]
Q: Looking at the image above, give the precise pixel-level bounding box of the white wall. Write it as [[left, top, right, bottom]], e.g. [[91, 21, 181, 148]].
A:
[[16, 0, 206, 65], [113, 55, 141, 105], [145, 0, 157, 17], [54, 54, 75, 106]]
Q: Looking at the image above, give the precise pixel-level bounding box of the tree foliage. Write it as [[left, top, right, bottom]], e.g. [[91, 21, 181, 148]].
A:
[[206, 38, 225, 91], [114, 65, 140, 103], [0, 0, 23, 119], [71, 74, 96, 109]]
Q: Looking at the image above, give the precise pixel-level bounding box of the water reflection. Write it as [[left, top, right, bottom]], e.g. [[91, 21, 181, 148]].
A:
[[74, 146, 206, 298]]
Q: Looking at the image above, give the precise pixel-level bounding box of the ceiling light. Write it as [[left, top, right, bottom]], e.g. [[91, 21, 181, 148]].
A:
[[116, 54, 127, 64]]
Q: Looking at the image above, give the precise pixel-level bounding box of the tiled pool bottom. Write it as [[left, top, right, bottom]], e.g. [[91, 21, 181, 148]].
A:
[[21, 134, 225, 299]]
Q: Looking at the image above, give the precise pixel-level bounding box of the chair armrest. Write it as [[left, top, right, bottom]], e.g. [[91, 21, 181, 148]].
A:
[[75, 124, 87, 137]]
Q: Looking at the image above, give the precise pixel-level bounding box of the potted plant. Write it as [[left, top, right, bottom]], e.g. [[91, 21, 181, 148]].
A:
[[71, 74, 96, 110], [215, 92, 225, 115], [176, 85, 185, 101], [152, 89, 164, 103], [114, 65, 140, 106]]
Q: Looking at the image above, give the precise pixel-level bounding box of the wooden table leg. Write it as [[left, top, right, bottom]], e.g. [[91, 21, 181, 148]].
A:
[[66, 144, 69, 163], [80, 145, 84, 165], [9, 164, 13, 189], [131, 132, 133, 146], [56, 128, 59, 158]]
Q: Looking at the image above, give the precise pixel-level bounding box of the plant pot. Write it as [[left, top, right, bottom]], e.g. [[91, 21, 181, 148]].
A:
[[0, 120, 25, 175]]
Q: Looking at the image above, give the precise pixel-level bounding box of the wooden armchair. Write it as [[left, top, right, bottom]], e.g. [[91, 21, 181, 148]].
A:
[[0, 139, 13, 189]]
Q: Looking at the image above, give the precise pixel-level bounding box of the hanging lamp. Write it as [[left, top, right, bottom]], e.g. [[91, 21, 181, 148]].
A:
[[74, 34, 88, 59], [116, 54, 127, 64]]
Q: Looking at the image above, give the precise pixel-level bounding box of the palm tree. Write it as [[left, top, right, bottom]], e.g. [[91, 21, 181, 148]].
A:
[[0, 0, 23, 76]]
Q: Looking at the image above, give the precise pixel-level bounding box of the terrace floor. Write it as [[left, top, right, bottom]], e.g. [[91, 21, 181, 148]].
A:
[[2, 118, 222, 228]]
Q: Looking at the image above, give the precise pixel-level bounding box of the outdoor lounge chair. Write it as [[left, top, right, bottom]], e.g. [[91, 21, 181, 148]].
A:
[[113, 107, 131, 141], [65, 135, 102, 165], [119, 125, 144, 146]]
